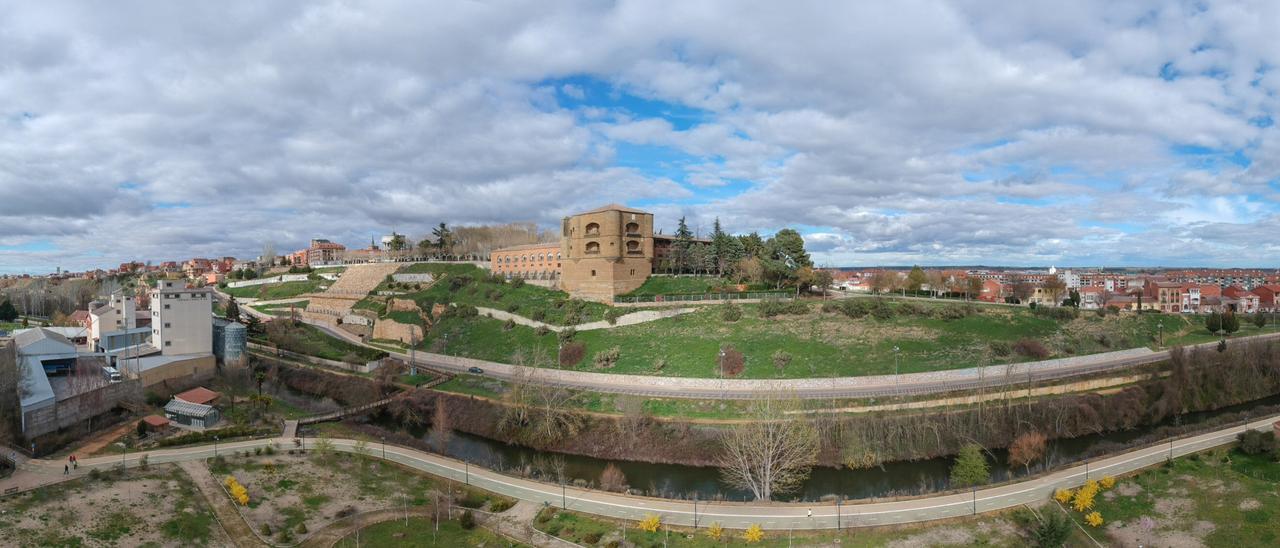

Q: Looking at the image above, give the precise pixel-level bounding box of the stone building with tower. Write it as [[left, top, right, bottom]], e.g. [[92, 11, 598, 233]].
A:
[[490, 204, 701, 302]]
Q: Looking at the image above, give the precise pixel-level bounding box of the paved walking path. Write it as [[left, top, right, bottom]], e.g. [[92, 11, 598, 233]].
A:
[[4, 413, 1276, 531], [476, 306, 696, 332]]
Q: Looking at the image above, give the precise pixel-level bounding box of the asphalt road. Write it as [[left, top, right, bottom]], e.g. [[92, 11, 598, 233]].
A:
[[8, 413, 1278, 530]]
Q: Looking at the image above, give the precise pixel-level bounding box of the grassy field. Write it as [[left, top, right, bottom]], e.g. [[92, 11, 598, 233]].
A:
[[1067, 445, 1280, 547], [254, 322, 386, 363], [620, 276, 734, 296], [422, 298, 1275, 378], [335, 516, 526, 547], [361, 263, 610, 325], [251, 300, 309, 317], [225, 276, 326, 300], [0, 321, 21, 332], [533, 506, 1040, 547]]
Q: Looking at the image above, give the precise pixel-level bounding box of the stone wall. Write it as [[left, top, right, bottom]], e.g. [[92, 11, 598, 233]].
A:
[[22, 379, 142, 439], [372, 318, 423, 345], [388, 298, 422, 313], [392, 273, 434, 283], [138, 354, 217, 390]]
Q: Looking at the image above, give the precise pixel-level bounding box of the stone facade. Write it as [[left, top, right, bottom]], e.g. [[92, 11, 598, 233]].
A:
[[560, 204, 656, 302]]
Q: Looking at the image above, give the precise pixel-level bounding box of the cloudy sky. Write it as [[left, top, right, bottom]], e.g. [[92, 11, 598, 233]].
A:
[[2, 1, 1279, 274]]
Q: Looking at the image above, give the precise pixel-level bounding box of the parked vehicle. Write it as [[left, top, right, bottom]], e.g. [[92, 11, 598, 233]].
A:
[[467, 367, 484, 374], [102, 366, 122, 383]]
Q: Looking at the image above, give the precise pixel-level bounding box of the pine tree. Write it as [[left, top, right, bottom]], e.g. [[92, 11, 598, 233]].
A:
[[711, 217, 732, 276], [673, 217, 693, 274], [1205, 311, 1222, 335], [949, 443, 990, 488], [906, 266, 926, 292], [0, 299, 17, 322], [1222, 310, 1240, 334]]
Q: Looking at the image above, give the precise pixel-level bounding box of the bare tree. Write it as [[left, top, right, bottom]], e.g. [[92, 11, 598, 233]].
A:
[[431, 399, 453, 453], [717, 398, 819, 501], [497, 351, 583, 446]]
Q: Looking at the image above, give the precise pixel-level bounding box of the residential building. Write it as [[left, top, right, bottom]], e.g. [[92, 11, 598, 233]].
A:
[[976, 279, 1005, 302], [149, 280, 213, 355], [88, 293, 137, 352], [1253, 285, 1280, 312], [292, 239, 347, 267], [1224, 286, 1261, 313], [490, 242, 561, 280]]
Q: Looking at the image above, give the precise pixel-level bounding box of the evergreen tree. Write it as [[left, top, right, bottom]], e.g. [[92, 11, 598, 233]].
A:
[[673, 217, 694, 274], [949, 443, 990, 488], [431, 223, 454, 256], [738, 232, 766, 259], [906, 266, 927, 292], [0, 299, 17, 322], [1205, 311, 1223, 335], [1254, 312, 1268, 329], [1222, 310, 1240, 334], [711, 217, 732, 276], [225, 298, 241, 323]]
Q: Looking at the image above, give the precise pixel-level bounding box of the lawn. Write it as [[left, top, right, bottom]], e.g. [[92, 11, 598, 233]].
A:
[[366, 263, 611, 326], [254, 322, 386, 363], [224, 276, 326, 300], [251, 300, 309, 317], [1065, 445, 1280, 547], [335, 516, 526, 547], [0, 321, 21, 332], [423, 298, 1241, 378], [533, 506, 1037, 547], [620, 276, 735, 297]]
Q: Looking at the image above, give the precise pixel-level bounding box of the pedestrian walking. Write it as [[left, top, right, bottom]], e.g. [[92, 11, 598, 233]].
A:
[[807, 508, 812, 518], [64, 464, 69, 475]]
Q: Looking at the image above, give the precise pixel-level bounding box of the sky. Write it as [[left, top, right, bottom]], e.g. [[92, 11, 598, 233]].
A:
[[2, 1, 1280, 274]]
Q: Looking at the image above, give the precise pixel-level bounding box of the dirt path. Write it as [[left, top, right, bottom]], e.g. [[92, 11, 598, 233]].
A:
[[69, 420, 137, 456], [177, 460, 266, 547]]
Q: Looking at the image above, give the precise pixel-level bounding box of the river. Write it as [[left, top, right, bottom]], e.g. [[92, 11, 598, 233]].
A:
[[359, 392, 1280, 502]]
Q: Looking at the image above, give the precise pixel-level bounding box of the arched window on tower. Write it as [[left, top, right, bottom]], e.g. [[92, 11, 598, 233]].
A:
[[625, 222, 640, 235], [585, 242, 600, 254], [626, 240, 641, 254], [585, 222, 600, 236]]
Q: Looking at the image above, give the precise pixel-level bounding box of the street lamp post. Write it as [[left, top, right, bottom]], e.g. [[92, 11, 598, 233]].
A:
[[1158, 321, 1164, 346], [718, 349, 726, 379], [381, 436, 386, 460], [213, 435, 219, 457], [892, 346, 901, 397]]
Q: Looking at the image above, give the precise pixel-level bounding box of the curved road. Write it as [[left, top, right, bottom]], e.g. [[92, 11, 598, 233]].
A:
[[6, 414, 1277, 530], [303, 314, 1280, 400]]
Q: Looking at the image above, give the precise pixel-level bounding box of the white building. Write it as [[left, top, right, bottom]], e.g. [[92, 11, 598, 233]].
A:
[[88, 293, 137, 351], [150, 280, 213, 355]]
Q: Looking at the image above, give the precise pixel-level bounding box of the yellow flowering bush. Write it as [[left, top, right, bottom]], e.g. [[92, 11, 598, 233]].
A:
[[1072, 480, 1099, 512], [706, 522, 724, 540], [1100, 476, 1116, 489], [1085, 511, 1104, 527], [638, 514, 662, 533], [224, 475, 250, 506], [1053, 488, 1073, 504], [743, 523, 765, 543]]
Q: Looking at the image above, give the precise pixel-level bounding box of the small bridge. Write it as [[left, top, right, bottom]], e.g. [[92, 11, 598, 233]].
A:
[[294, 369, 452, 427]]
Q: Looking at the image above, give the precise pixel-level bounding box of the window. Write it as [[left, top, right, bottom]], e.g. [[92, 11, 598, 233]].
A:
[[165, 341, 171, 347], [164, 323, 171, 328], [590, 270, 596, 277], [164, 304, 170, 310], [625, 222, 640, 234], [585, 222, 600, 235], [585, 242, 600, 254], [626, 240, 641, 254], [630, 269, 636, 275]]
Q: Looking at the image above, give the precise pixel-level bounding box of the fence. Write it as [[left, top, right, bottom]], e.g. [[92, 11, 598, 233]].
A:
[[614, 291, 794, 304], [226, 274, 309, 288]]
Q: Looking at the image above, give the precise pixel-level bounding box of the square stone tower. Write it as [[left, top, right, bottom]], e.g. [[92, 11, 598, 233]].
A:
[[560, 204, 654, 302]]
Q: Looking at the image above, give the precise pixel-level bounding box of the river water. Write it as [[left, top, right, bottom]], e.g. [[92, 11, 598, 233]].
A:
[[363, 393, 1280, 502]]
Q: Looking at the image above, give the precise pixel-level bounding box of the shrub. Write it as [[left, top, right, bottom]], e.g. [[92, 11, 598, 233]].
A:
[[510, 277, 526, 289], [1033, 306, 1078, 321], [559, 342, 586, 367], [638, 514, 662, 533], [506, 302, 520, 313], [718, 344, 746, 377], [557, 328, 577, 343], [530, 309, 547, 322], [448, 276, 473, 291], [897, 302, 927, 316], [489, 498, 515, 513], [1013, 338, 1050, 359], [1237, 430, 1276, 456], [488, 289, 505, 302], [869, 299, 895, 320], [581, 532, 602, 544], [1034, 510, 1072, 547], [600, 463, 628, 492], [452, 304, 478, 318], [297, 522, 308, 534], [593, 346, 621, 369], [934, 304, 974, 320], [534, 507, 554, 525], [706, 522, 724, 541], [534, 326, 551, 337], [604, 307, 624, 325], [458, 490, 486, 509], [261, 524, 272, 536], [652, 358, 667, 372], [503, 318, 516, 331], [771, 350, 792, 374], [1053, 488, 1073, 504], [949, 443, 990, 488], [742, 523, 764, 543], [1099, 476, 1116, 490], [1072, 480, 1098, 512], [459, 510, 476, 529], [989, 340, 1012, 357], [88, 468, 103, 481], [1084, 511, 1104, 528], [721, 303, 743, 322]]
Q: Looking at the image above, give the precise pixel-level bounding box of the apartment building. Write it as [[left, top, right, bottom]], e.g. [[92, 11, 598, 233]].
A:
[[149, 280, 213, 355]]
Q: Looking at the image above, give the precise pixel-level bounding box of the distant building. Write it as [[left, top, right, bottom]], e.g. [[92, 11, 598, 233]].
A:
[[490, 242, 561, 281], [292, 239, 347, 267]]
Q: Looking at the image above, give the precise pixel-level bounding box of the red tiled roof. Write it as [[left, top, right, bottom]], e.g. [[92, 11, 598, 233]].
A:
[[142, 415, 169, 427], [174, 387, 221, 405]]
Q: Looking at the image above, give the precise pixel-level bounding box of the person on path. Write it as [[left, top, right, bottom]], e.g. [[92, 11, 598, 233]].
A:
[[807, 509, 812, 518], [64, 464, 69, 475]]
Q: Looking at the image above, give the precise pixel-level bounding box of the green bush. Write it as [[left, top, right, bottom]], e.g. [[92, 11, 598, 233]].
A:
[[503, 318, 516, 331], [459, 510, 476, 529], [510, 277, 526, 289], [721, 303, 743, 322], [1237, 430, 1276, 456], [934, 304, 975, 320], [530, 309, 547, 322], [457, 490, 486, 509], [506, 302, 520, 313], [534, 325, 551, 337], [604, 307, 624, 325], [989, 341, 1012, 357], [593, 346, 621, 369], [489, 498, 515, 513], [582, 532, 603, 544], [557, 328, 577, 343], [1033, 510, 1072, 547], [1032, 306, 1077, 321]]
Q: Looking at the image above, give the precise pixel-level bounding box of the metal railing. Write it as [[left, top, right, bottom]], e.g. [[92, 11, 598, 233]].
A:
[[615, 291, 793, 304]]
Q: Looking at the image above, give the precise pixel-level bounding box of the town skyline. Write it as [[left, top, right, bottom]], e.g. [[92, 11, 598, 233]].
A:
[[4, 2, 1280, 271]]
